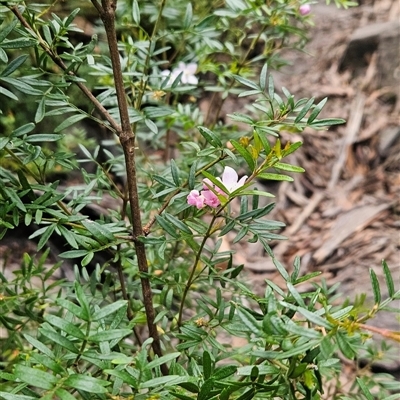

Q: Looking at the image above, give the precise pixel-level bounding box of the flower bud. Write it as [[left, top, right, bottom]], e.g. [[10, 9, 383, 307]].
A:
[[299, 4, 311, 15]]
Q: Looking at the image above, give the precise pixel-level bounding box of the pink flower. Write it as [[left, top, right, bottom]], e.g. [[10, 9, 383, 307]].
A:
[[187, 166, 247, 209], [202, 190, 220, 208], [187, 190, 206, 209], [299, 4, 311, 15]]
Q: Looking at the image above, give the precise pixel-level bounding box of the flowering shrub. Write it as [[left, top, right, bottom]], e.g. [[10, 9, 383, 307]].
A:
[[0, 0, 398, 399]]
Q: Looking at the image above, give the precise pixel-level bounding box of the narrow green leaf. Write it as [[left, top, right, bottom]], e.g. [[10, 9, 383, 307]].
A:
[[212, 365, 237, 380], [0, 393, 36, 400], [64, 8, 81, 27], [178, 382, 199, 393], [307, 97, 327, 124], [0, 38, 36, 49], [31, 352, 65, 375], [274, 162, 304, 173], [293, 271, 321, 285], [369, 269, 381, 305], [198, 378, 215, 400], [154, 175, 176, 188], [170, 392, 194, 400], [45, 314, 86, 340], [258, 173, 293, 182], [233, 225, 248, 244], [37, 224, 56, 251], [57, 225, 78, 249], [296, 306, 333, 329], [356, 378, 375, 400], [183, 2, 193, 29], [230, 139, 255, 171], [145, 118, 158, 134], [309, 118, 346, 128], [26, 133, 63, 142], [236, 306, 261, 335], [282, 141, 303, 156], [236, 388, 255, 400], [74, 280, 90, 317], [55, 389, 77, 400], [14, 365, 58, 390], [228, 112, 254, 124], [239, 189, 275, 198], [34, 97, 46, 123], [1, 185, 26, 212], [219, 219, 236, 236], [12, 122, 35, 136], [103, 369, 138, 388], [59, 249, 89, 258], [294, 97, 314, 123], [81, 219, 114, 245], [0, 18, 18, 43], [144, 352, 181, 370], [88, 329, 131, 342], [164, 213, 192, 234], [140, 375, 184, 389], [0, 76, 42, 95], [92, 300, 127, 321], [382, 260, 394, 298], [64, 374, 110, 394], [54, 113, 86, 132], [272, 257, 289, 281], [170, 159, 180, 186], [1, 55, 28, 77], [156, 215, 179, 238], [188, 161, 197, 190], [201, 170, 229, 195], [291, 256, 301, 282], [233, 75, 259, 90], [132, 0, 140, 24], [39, 329, 79, 353], [24, 334, 55, 359], [203, 350, 212, 380], [287, 282, 306, 307], [0, 85, 18, 100], [198, 126, 222, 147], [336, 331, 355, 359], [268, 74, 275, 99], [56, 298, 88, 320], [259, 64, 268, 91]]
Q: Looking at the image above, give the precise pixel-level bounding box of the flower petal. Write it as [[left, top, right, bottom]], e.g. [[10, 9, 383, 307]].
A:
[[202, 190, 220, 208], [221, 166, 239, 192]]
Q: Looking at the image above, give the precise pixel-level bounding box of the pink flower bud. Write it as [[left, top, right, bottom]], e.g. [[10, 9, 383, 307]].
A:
[[299, 4, 311, 15], [187, 190, 206, 209], [202, 190, 221, 208]]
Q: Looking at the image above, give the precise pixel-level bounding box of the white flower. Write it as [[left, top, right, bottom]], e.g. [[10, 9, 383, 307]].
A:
[[174, 62, 198, 85], [217, 166, 248, 193], [161, 62, 198, 86]]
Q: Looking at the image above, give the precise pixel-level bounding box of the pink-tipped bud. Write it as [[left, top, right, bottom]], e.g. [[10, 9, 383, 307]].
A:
[[299, 4, 311, 15]]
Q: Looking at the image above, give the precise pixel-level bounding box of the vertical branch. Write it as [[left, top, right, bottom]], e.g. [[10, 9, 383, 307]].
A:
[[94, 0, 165, 368]]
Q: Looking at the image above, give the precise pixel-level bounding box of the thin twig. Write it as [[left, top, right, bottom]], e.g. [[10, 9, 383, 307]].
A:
[[95, 0, 165, 371]]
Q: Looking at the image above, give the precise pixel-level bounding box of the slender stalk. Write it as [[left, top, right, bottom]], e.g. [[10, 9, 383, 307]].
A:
[[94, 0, 165, 369], [177, 214, 217, 328]]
